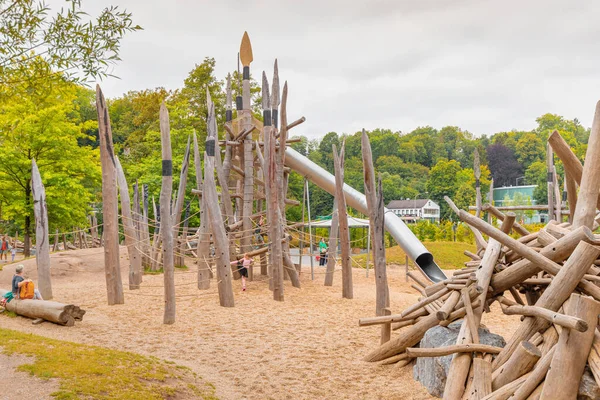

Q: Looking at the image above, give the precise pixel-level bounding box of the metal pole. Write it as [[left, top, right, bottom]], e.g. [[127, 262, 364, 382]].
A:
[[306, 179, 314, 280], [366, 225, 371, 277], [299, 178, 306, 271]]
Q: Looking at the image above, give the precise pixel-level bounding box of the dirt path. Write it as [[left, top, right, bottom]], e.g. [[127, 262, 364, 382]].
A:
[[0, 247, 519, 399], [0, 353, 59, 400]]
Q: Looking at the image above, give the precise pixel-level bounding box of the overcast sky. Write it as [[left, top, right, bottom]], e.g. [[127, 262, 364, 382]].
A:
[[80, 0, 600, 139]]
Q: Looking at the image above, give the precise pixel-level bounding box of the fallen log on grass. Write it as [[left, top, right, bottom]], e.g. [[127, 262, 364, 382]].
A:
[[0, 289, 85, 326]]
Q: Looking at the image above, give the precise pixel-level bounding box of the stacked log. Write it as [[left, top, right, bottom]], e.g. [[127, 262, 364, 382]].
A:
[[359, 109, 600, 398]]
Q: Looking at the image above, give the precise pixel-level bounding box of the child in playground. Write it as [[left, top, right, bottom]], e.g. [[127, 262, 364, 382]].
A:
[[318, 238, 328, 266], [231, 254, 253, 291], [1, 264, 43, 308], [10, 246, 16, 262]]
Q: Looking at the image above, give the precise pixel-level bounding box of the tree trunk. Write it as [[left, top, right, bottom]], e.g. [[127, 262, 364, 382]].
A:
[[0, 289, 85, 326], [193, 134, 211, 290]]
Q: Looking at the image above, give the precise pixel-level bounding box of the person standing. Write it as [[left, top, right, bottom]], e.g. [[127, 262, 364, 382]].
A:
[[230, 253, 253, 292], [0, 236, 8, 261], [318, 238, 328, 266], [10, 246, 17, 262]]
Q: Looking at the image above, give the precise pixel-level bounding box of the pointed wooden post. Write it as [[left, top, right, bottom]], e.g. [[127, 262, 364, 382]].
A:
[[95, 85, 124, 305], [53, 228, 59, 252], [159, 102, 176, 324], [324, 198, 339, 287], [474, 149, 482, 218], [565, 171, 577, 223], [362, 129, 389, 315], [546, 142, 555, 222], [115, 156, 143, 289], [193, 133, 211, 290], [333, 142, 352, 299], [240, 32, 255, 275], [173, 136, 191, 268], [573, 101, 600, 229], [142, 184, 151, 268], [205, 91, 234, 307], [265, 114, 284, 301], [487, 178, 494, 224], [31, 159, 52, 299]]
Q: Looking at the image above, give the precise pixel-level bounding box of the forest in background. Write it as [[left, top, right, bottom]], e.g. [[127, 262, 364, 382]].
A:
[[0, 56, 591, 242]]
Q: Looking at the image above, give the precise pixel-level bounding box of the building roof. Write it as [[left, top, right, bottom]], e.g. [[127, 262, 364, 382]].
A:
[[308, 216, 370, 228], [387, 199, 431, 209]]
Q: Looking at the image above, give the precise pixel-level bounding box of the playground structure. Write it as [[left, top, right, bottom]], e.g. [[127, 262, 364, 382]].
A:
[[360, 104, 600, 399], [3, 31, 443, 325]]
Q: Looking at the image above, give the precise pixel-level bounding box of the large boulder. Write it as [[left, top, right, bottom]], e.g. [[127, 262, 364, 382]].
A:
[[413, 320, 506, 398]]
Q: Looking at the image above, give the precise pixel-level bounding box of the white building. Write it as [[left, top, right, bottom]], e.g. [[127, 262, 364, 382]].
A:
[[386, 199, 441, 223]]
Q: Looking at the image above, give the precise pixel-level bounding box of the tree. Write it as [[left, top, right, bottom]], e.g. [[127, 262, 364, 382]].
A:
[[486, 143, 523, 187], [525, 161, 548, 205], [0, 0, 141, 86], [0, 69, 101, 255], [515, 132, 544, 169], [426, 159, 462, 220]]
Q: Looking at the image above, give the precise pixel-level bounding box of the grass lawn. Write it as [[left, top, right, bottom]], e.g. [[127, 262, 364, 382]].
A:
[[355, 241, 476, 270], [0, 328, 217, 400]]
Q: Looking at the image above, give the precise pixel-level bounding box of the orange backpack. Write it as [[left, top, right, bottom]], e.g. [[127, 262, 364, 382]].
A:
[[20, 281, 35, 299]]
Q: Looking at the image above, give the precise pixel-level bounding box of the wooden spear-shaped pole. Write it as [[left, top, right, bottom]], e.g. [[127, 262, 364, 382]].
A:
[[95, 85, 124, 305], [31, 158, 52, 299], [240, 31, 255, 275], [474, 148, 482, 218], [223, 74, 233, 183], [333, 141, 353, 299], [115, 156, 143, 289], [205, 91, 234, 307], [159, 102, 176, 324]]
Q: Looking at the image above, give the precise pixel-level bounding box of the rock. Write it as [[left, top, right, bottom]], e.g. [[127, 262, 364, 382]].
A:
[[413, 320, 506, 398], [578, 368, 600, 400]]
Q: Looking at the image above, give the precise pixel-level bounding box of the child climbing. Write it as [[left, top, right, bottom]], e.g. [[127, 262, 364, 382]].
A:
[[230, 253, 254, 291]]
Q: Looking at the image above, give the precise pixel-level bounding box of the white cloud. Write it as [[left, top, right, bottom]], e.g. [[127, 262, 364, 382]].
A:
[[62, 0, 600, 138]]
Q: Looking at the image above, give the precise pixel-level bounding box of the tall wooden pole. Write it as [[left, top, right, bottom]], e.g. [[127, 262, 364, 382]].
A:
[[142, 184, 151, 268], [205, 91, 234, 307], [240, 32, 254, 273], [324, 198, 339, 286], [333, 142, 352, 299], [474, 148, 482, 218], [115, 156, 143, 289], [565, 171, 577, 223], [95, 85, 124, 305], [362, 131, 389, 313], [31, 159, 52, 299], [573, 101, 600, 229], [546, 142, 555, 222], [306, 179, 315, 277], [193, 133, 211, 289], [266, 115, 284, 301], [159, 102, 176, 324], [173, 136, 191, 267], [487, 178, 494, 224]]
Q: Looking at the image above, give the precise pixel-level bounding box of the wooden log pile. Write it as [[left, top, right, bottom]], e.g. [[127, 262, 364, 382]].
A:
[[359, 116, 600, 399]]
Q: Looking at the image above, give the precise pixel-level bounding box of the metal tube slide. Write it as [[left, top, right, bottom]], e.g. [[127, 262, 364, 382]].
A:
[[284, 147, 446, 283]]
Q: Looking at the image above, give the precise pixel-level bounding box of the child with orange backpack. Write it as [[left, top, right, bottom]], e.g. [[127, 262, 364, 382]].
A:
[[1, 265, 43, 308]]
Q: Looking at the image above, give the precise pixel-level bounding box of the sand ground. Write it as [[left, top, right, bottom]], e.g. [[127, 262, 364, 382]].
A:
[[0, 247, 519, 399]]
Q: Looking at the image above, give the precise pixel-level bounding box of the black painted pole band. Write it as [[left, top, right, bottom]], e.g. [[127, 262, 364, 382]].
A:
[[563, 191, 567, 202], [547, 172, 553, 182], [475, 179, 480, 188], [272, 109, 279, 128], [162, 160, 172, 176], [243, 66, 250, 80], [263, 110, 272, 126], [206, 139, 215, 156], [226, 109, 232, 122], [236, 96, 243, 110]]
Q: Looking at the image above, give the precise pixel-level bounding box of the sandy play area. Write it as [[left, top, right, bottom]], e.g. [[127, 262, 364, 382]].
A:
[[0, 247, 519, 399]]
